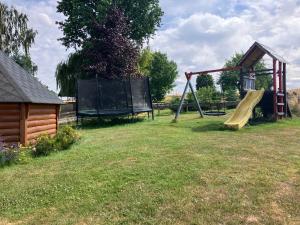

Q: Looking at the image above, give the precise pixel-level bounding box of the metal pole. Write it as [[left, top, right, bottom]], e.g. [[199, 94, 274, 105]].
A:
[[147, 77, 154, 120], [188, 81, 204, 117], [76, 79, 79, 125], [174, 79, 190, 121], [96, 75, 100, 116]]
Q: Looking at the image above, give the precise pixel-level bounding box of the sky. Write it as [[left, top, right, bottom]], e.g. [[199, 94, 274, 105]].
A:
[[3, 0, 300, 94]]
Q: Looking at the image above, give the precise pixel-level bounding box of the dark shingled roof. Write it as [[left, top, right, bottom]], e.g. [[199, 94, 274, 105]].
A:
[[238, 42, 287, 68], [0, 51, 63, 104]]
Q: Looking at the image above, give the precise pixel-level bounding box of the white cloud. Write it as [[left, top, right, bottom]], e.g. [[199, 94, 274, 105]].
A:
[[152, 0, 300, 92], [3, 0, 70, 92], [2, 0, 300, 94]]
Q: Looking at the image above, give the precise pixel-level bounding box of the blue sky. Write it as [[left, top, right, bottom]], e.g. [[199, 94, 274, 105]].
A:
[[3, 0, 300, 93]]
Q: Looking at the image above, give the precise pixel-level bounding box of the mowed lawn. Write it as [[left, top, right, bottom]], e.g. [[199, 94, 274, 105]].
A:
[[0, 111, 300, 225]]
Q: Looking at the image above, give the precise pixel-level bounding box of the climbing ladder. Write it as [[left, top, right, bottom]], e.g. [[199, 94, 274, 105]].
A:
[[273, 60, 291, 119]]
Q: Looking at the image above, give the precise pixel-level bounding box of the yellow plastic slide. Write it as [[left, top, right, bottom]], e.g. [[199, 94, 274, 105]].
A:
[[224, 89, 264, 130]]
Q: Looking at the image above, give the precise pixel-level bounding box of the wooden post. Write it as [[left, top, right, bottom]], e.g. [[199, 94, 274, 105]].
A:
[[273, 59, 277, 120], [278, 62, 283, 119], [56, 105, 60, 132], [20, 103, 29, 145], [283, 63, 287, 117]]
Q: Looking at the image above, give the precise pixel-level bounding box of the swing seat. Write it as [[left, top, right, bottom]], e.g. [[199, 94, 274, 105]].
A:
[[204, 111, 226, 116]]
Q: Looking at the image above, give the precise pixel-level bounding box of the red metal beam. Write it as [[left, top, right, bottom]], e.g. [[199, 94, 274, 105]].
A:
[[186, 66, 242, 76]]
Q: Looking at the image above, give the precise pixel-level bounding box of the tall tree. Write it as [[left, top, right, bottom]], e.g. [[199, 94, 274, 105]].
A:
[[218, 53, 271, 92], [56, 6, 140, 96], [196, 74, 215, 90], [81, 6, 139, 79], [147, 52, 178, 102], [55, 52, 83, 96], [138, 47, 153, 76], [0, 2, 37, 75], [13, 52, 38, 76], [0, 2, 37, 56], [57, 0, 163, 48]]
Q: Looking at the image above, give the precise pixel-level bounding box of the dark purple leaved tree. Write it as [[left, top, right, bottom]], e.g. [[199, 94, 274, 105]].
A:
[[81, 6, 139, 79]]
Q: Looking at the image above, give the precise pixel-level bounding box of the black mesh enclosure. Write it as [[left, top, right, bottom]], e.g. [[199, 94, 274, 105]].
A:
[[77, 79, 98, 116], [77, 77, 153, 117], [131, 78, 152, 113]]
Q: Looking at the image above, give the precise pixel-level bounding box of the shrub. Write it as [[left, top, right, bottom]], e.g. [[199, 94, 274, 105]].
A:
[[291, 104, 300, 117], [55, 126, 80, 151], [31, 126, 79, 157], [33, 134, 55, 157]]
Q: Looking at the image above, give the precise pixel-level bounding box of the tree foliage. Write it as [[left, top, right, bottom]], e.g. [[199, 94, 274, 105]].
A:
[[196, 74, 215, 90], [55, 52, 84, 96], [0, 2, 37, 75], [138, 48, 153, 76], [81, 6, 139, 79], [139, 50, 178, 102], [190, 87, 221, 104], [56, 7, 140, 96], [57, 0, 163, 48], [12, 52, 38, 76], [218, 53, 272, 92], [0, 3, 37, 56]]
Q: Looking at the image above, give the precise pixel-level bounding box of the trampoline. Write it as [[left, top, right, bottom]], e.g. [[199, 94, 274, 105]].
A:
[[76, 77, 154, 121]]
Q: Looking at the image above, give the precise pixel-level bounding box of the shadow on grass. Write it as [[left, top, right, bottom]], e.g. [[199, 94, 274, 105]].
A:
[[78, 117, 145, 130], [192, 121, 228, 132], [248, 117, 276, 127]]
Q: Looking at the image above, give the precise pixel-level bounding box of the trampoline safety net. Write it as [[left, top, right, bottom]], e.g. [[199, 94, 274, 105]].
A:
[[77, 77, 153, 117]]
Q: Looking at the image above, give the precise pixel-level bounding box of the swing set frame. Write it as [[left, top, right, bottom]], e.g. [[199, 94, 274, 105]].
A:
[[174, 42, 289, 122], [174, 66, 241, 121]]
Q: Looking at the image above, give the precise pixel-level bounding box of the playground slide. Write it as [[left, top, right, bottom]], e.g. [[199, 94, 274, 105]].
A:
[[224, 89, 264, 130]]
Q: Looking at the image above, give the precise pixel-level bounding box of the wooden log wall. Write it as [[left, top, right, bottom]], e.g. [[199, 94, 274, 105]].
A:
[[0, 103, 60, 145], [27, 104, 59, 143], [0, 104, 20, 144]]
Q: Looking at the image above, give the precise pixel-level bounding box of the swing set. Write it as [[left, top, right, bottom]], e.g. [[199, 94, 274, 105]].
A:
[[175, 42, 291, 125]]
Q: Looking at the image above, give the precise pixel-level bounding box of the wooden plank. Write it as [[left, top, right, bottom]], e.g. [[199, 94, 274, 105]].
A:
[[1, 135, 19, 142], [56, 105, 60, 131], [0, 115, 20, 122], [0, 109, 20, 116], [0, 128, 20, 136], [27, 119, 57, 128], [20, 103, 29, 145], [28, 114, 56, 121], [0, 104, 19, 110], [30, 104, 56, 110], [29, 108, 56, 115], [27, 124, 57, 135], [0, 122, 19, 129], [27, 129, 57, 140]]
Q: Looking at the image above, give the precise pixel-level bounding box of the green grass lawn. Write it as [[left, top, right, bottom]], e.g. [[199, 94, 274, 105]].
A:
[[0, 111, 300, 225]]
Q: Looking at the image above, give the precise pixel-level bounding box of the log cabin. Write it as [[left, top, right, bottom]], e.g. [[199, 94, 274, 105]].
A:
[[0, 51, 63, 145]]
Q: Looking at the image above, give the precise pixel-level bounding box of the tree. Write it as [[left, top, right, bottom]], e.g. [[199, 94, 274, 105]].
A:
[[81, 6, 139, 79], [57, 0, 163, 48], [217, 53, 241, 92], [147, 52, 178, 102], [218, 53, 272, 92], [0, 2, 37, 74], [56, 6, 140, 96], [138, 48, 153, 76], [12, 52, 38, 76], [55, 52, 84, 96], [196, 74, 215, 90]]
